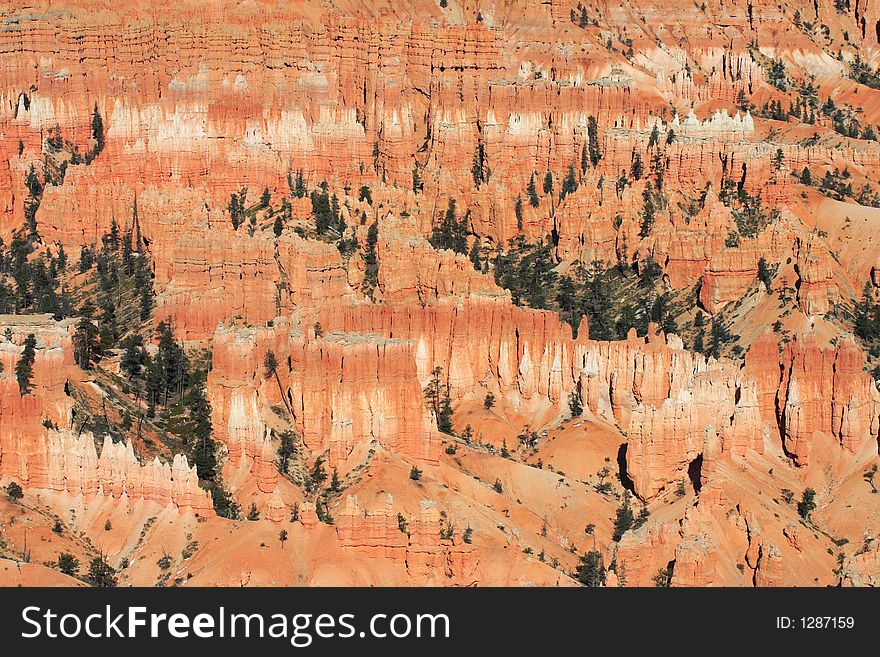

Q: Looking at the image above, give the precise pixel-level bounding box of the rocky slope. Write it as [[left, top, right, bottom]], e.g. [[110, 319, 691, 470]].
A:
[[0, 0, 878, 587]]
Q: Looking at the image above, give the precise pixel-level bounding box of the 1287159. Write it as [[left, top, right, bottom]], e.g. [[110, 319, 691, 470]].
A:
[[776, 616, 855, 630]]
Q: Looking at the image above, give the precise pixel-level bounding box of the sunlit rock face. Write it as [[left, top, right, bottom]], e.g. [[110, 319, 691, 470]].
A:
[[0, 0, 879, 587]]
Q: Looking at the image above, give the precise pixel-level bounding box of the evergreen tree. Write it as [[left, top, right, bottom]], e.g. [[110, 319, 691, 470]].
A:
[[797, 488, 817, 521], [543, 171, 553, 195], [277, 430, 296, 474], [86, 556, 117, 587], [493, 237, 558, 309], [5, 481, 23, 501], [768, 58, 787, 91], [90, 103, 105, 157], [228, 188, 247, 230], [612, 492, 635, 541], [437, 383, 454, 434], [211, 486, 240, 520], [57, 552, 79, 577], [693, 329, 704, 354], [311, 188, 342, 236], [514, 195, 524, 231], [855, 282, 880, 341], [139, 285, 152, 322], [757, 257, 773, 292], [358, 185, 373, 205], [424, 366, 444, 418], [188, 372, 216, 481], [429, 199, 468, 254], [527, 173, 540, 207], [362, 220, 380, 298], [120, 334, 145, 378], [577, 550, 606, 587], [648, 124, 661, 149], [15, 333, 37, 394], [311, 457, 328, 489], [469, 238, 482, 272], [568, 390, 583, 416], [560, 165, 578, 199], [587, 115, 602, 165], [631, 152, 644, 180], [709, 316, 733, 359], [579, 6, 590, 27]]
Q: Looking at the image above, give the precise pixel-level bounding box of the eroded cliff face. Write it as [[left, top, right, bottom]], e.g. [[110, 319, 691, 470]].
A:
[[0, 316, 212, 515], [208, 318, 441, 472], [1, 0, 879, 587], [2, 1, 877, 324]]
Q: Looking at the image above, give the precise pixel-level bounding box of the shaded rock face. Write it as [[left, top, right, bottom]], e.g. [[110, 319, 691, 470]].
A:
[[0, 1, 879, 587]]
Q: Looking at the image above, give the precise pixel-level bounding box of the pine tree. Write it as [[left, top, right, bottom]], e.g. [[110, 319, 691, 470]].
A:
[[709, 316, 732, 358], [228, 188, 247, 230], [86, 556, 117, 587], [15, 333, 37, 394], [587, 115, 602, 165], [120, 334, 145, 378], [631, 152, 644, 180], [211, 486, 240, 520], [543, 171, 553, 195], [693, 329, 704, 354], [577, 550, 606, 587], [527, 173, 540, 207], [311, 457, 328, 489], [358, 185, 373, 205], [57, 552, 79, 576], [568, 390, 583, 416], [757, 257, 773, 292], [139, 285, 152, 322], [5, 481, 23, 501], [797, 488, 817, 521], [277, 431, 296, 474], [362, 220, 380, 298], [429, 199, 468, 254], [560, 165, 578, 199], [612, 492, 635, 541], [469, 238, 482, 272], [437, 383, 454, 434], [648, 124, 661, 149], [85, 103, 105, 164], [855, 282, 879, 341], [189, 373, 216, 481]]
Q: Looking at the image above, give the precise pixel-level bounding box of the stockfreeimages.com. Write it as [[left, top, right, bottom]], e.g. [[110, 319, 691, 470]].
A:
[[22, 606, 450, 646]]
